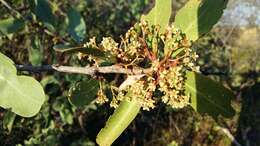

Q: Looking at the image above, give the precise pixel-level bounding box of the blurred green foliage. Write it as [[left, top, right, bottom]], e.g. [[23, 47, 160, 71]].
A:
[[0, 0, 259, 146]]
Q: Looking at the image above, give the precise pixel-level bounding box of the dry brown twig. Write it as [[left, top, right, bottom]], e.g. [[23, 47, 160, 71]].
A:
[[16, 64, 153, 77]]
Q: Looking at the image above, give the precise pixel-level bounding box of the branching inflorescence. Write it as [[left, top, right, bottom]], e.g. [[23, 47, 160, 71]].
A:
[[81, 19, 199, 110]]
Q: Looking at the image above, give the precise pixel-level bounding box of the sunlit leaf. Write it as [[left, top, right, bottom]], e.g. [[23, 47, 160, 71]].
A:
[[142, 0, 172, 33], [174, 0, 228, 41], [96, 100, 141, 146], [67, 7, 86, 43], [0, 52, 16, 73], [0, 18, 25, 36], [0, 52, 45, 117], [185, 71, 235, 118], [68, 79, 99, 107]]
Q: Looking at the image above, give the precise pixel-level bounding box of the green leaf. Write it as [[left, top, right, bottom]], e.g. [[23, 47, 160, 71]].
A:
[[40, 76, 59, 88], [142, 0, 172, 33], [67, 7, 86, 43], [53, 44, 104, 55], [68, 79, 99, 107], [28, 36, 43, 65], [53, 44, 116, 62], [185, 71, 235, 118], [0, 18, 25, 36], [0, 52, 16, 73], [29, 0, 56, 31], [3, 110, 16, 133], [59, 108, 73, 125], [96, 100, 141, 146], [174, 0, 228, 41], [53, 44, 73, 51], [0, 52, 45, 117]]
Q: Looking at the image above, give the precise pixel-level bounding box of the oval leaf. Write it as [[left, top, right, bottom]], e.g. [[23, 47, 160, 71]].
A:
[[142, 0, 172, 33], [0, 52, 16, 73], [174, 0, 228, 41], [0, 18, 25, 36], [96, 100, 141, 146], [185, 71, 235, 118], [67, 7, 86, 43], [0, 52, 45, 117], [68, 79, 99, 107]]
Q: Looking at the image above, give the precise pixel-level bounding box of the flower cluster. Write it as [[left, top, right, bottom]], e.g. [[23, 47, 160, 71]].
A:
[[96, 88, 109, 104], [158, 66, 189, 108], [101, 37, 119, 56], [84, 20, 199, 110], [113, 76, 157, 110], [81, 25, 144, 63]]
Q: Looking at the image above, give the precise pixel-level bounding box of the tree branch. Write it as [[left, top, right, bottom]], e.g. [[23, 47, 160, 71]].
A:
[[16, 65, 54, 72], [16, 64, 228, 76], [16, 64, 153, 76]]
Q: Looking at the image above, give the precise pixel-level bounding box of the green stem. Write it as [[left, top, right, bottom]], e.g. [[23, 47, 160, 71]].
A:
[[96, 100, 141, 146]]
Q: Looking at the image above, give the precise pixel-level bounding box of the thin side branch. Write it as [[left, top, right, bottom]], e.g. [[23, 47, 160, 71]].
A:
[[215, 126, 242, 146], [0, 0, 23, 18], [16, 65, 153, 76]]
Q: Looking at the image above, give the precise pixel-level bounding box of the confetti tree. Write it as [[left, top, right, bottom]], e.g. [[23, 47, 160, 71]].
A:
[[0, 0, 235, 146]]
